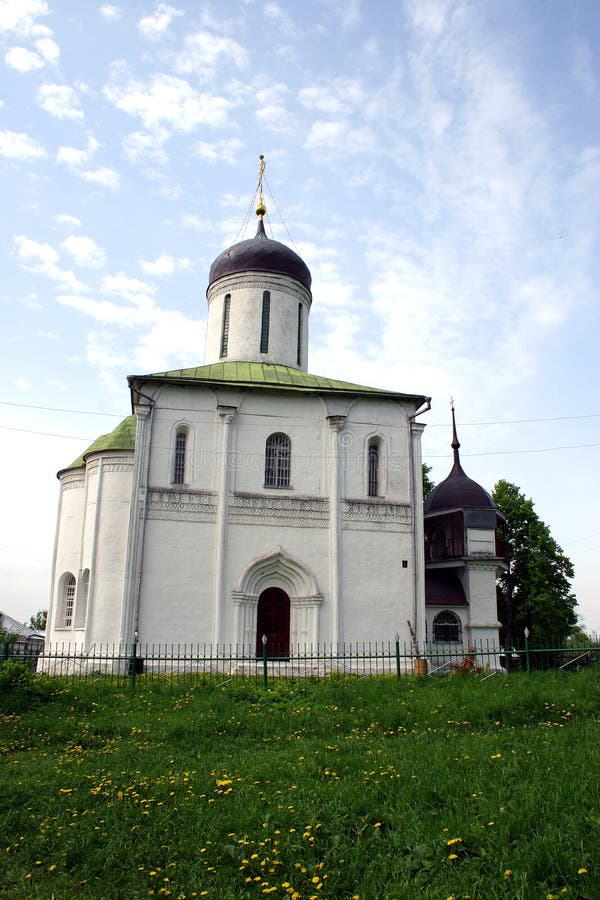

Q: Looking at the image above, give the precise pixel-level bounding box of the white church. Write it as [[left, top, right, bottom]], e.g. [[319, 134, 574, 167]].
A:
[[46, 178, 506, 660]]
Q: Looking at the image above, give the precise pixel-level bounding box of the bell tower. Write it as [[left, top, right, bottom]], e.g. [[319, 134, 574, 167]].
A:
[[204, 156, 312, 370]]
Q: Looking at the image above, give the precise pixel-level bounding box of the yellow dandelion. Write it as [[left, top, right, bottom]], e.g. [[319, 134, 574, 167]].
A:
[[447, 837, 462, 846], [578, 867, 588, 875], [448, 853, 458, 860], [504, 869, 512, 879]]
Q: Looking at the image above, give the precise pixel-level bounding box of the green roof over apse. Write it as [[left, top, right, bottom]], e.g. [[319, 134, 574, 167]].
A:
[[63, 415, 137, 472], [129, 362, 426, 402]]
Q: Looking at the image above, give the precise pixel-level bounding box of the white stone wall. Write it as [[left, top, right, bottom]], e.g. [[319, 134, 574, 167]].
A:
[[205, 273, 311, 370], [48, 453, 134, 649], [130, 383, 419, 649]]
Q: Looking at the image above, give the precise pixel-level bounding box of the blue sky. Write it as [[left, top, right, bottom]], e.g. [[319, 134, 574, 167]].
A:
[[1, 0, 599, 633]]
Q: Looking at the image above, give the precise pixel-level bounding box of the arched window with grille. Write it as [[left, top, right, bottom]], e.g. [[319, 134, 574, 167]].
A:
[[173, 427, 188, 484], [368, 438, 380, 497], [432, 610, 462, 643], [59, 573, 76, 628], [75, 568, 90, 629], [265, 432, 291, 488]]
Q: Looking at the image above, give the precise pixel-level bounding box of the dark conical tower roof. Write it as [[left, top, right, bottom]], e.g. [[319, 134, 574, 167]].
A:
[[424, 406, 498, 514], [208, 216, 312, 292]]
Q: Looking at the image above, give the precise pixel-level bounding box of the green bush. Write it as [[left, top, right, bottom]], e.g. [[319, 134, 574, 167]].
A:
[[0, 661, 55, 704]]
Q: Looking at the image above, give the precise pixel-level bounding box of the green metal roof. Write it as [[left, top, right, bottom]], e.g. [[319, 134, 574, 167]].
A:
[[64, 415, 137, 471], [129, 362, 424, 401]]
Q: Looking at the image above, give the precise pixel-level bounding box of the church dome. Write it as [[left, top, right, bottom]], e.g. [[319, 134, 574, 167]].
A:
[[424, 407, 498, 514], [424, 464, 496, 514], [208, 217, 312, 292]]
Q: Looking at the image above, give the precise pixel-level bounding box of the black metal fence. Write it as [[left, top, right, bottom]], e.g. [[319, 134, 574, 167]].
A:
[[2, 636, 598, 687]]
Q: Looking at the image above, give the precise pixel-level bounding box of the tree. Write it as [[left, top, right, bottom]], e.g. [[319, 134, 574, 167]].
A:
[[422, 463, 435, 499], [28, 610, 47, 631], [493, 480, 577, 646]]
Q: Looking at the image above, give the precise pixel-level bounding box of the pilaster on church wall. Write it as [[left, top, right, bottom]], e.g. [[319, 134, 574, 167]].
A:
[[84, 452, 134, 645], [147, 386, 221, 492], [49, 469, 85, 638], [341, 398, 412, 503]]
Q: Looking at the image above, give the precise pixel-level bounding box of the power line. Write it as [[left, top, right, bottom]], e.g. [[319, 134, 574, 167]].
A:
[[1, 422, 599, 457], [1, 397, 599, 426], [0, 400, 122, 417]]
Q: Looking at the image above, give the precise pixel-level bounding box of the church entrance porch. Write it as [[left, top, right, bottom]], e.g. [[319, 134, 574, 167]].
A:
[[256, 587, 290, 657]]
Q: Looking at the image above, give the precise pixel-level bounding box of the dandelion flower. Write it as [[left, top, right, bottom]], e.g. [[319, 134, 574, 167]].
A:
[[447, 837, 462, 846], [448, 853, 458, 860], [578, 867, 588, 875]]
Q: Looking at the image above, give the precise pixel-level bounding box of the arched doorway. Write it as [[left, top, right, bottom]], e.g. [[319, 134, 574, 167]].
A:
[[256, 587, 290, 658]]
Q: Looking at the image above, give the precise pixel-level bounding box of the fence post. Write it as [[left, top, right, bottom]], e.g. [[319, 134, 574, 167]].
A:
[[524, 627, 531, 674], [130, 636, 138, 691], [262, 634, 268, 689], [395, 633, 401, 679]]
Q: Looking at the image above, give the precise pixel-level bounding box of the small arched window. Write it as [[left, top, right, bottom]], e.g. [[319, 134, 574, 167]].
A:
[[75, 568, 90, 629], [368, 439, 380, 497], [173, 428, 188, 484], [265, 432, 291, 488], [260, 291, 270, 354], [220, 293, 231, 358], [296, 303, 303, 366], [432, 610, 462, 643], [60, 573, 76, 628]]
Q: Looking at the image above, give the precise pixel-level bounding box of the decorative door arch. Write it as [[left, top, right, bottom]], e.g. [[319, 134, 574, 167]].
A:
[[233, 546, 323, 652]]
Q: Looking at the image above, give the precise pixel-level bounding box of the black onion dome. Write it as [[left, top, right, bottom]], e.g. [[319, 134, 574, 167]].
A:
[[424, 464, 497, 514], [208, 218, 312, 291], [424, 407, 498, 514]]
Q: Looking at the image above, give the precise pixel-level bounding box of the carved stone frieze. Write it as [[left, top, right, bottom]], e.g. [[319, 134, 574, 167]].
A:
[[61, 472, 85, 491], [86, 455, 134, 475], [230, 492, 329, 528], [342, 499, 412, 531], [147, 488, 218, 522]]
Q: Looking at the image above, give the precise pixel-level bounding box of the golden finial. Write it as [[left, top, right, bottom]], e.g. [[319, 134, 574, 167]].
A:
[[256, 154, 267, 218]]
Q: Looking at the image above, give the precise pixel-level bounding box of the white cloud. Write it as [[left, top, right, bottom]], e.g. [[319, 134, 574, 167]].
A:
[[194, 137, 244, 164], [104, 65, 233, 132], [53, 213, 82, 228], [179, 214, 205, 230], [263, 3, 299, 39], [174, 29, 248, 76], [86, 331, 127, 368], [57, 292, 154, 327], [35, 36, 59, 62], [101, 273, 156, 302], [139, 253, 176, 275], [0, 129, 46, 160], [138, 3, 183, 41], [56, 134, 100, 167], [14, 377, 31, 391], [0, 1, 49, 37], [78, 166, 120, 189], [56, 134, 119, 189], [62, 235, 107, 269], [13, 234, 87, 292], [5, 46, 44, 71], [123, 128, 169, 165], [99, 4, 122, 22], [37, 83, 84, 119], [133, 309, 205, 371]]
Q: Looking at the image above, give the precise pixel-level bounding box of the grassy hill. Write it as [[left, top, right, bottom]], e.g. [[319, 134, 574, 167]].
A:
[[1, 668, 598, 898]]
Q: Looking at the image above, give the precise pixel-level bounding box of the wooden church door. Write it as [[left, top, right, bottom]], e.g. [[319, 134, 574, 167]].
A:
[[256, 588, 291, 657]]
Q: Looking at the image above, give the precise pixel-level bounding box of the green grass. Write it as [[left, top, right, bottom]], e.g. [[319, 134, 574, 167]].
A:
[[1, 669, 598, 899]]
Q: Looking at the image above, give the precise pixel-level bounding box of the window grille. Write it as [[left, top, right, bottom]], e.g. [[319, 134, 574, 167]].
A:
[[220, 294, 231, 358], [173, 430, 187, 484], [297, 303, 303, 366], [432, 610, 461, 643], [265, 432, 291, 488], [62, 574, 76, 628], [260, 291, 270, 353], [368, 441, 379, 496]]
